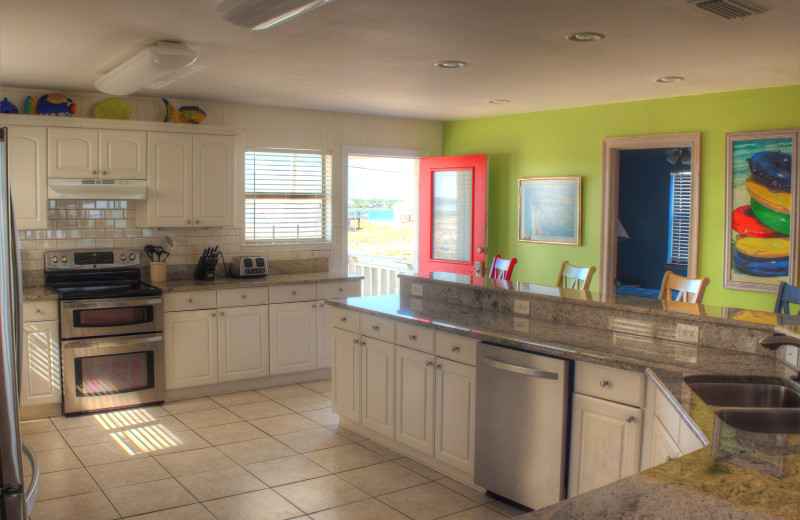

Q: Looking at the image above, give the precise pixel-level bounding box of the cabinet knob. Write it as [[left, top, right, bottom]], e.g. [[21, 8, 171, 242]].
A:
[[666, 455, 673, 462], [352, 338, 359, 345], [188, 298, 194, 303], [372, 325, 379, 331], [451, 345, 460, 352], [312, 303, 317, 308], [195, 220, 200, 224], [241, 294, 247, 299], [220, 311, 225, 316], [625, 416, 635, 423], [292, 290, 297, 295], [409, 334, 417, 341], [340, 317, 347, 322], [361, 341, 366, 347], [211, 312, 216, 318], [34, 308, 41, 314], [435, 364, 442, 370], [101, 171, 108, 176], [425, 361, 433, 367], [92, 170, 98, 175], [599, 380, 610, 388], [338, 287, 343, 292], [187, 220, 191, 224]]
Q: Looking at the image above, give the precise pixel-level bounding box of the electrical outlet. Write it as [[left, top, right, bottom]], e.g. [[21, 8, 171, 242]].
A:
[[514, 299, 530, 314], [675, 345, 698, 364], [410, 298, 423, 310], [411, 284, 423, 297], [676, 323, 699, 343], [785, 346, 799, 367], [513, 317, 530, 333]]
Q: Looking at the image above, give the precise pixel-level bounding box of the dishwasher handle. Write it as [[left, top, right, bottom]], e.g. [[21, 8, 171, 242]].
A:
[[481, 356, 559, 380]]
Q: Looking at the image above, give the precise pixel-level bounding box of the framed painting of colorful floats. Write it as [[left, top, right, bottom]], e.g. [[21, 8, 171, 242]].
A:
[[518, 176, 581, 245], [724, 129, 799, 292]]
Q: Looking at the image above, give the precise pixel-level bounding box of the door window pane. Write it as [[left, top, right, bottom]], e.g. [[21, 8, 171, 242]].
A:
[[432, 169, 472, 261]]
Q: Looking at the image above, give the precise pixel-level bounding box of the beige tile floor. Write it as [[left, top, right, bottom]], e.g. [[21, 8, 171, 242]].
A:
[[22, 379, 528, 520]]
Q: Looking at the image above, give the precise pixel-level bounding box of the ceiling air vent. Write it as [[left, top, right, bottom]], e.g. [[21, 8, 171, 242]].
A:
[[695, 0, 767, 19]]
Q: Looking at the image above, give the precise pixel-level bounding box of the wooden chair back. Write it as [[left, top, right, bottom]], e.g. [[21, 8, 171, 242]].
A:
[[489, 255, 517, 281], [774, 282, 800, 315], [658, 271, 709, 303], [556, 261, 596, 290]]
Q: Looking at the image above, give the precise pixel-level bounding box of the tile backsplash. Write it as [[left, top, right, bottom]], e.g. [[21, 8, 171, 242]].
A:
[[20, 200, 331, 278]]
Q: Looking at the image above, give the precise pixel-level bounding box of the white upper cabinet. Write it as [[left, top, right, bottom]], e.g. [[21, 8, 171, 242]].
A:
[[7, 126, 48, 230], [49, 128, 146, 179], [141, 132, 235, 228]]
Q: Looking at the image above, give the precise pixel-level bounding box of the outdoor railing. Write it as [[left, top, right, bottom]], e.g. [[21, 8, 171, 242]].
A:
[[348, 254, 414, 296]]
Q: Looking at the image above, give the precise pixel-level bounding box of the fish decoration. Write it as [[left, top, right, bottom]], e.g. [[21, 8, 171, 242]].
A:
[[0, 98, 19, 114], [162, 98, 206, 124], [22, 93, 77, 116]]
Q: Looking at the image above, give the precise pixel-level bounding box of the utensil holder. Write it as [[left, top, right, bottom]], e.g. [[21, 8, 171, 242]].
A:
[[150, 261, 167, 282]]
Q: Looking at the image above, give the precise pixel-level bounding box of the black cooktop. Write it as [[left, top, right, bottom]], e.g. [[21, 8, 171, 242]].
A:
[[46, 268, 162, 301]]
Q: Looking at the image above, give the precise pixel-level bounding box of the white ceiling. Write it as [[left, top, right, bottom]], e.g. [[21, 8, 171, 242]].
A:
[[1, 0, 798, 120]]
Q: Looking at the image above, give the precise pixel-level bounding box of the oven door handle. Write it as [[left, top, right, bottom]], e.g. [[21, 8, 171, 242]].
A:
[[62, 333, 163, 350], [60, 297, 163, 310]]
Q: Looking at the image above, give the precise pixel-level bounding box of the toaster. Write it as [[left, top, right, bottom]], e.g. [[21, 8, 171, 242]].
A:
[[229, 256, 268, 277]]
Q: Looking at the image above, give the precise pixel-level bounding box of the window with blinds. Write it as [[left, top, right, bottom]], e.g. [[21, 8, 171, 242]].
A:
[[667, 171, 692, 264], [244, 149, 332, 243]]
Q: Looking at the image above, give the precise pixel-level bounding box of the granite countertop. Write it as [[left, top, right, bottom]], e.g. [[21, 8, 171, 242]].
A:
[[327, 294, 799, 520], [23, 273, 362, 300]]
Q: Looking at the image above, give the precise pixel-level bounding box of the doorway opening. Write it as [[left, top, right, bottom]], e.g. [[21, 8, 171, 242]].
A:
[[599, 133, 701, 299], [346, 153, 419, 295]]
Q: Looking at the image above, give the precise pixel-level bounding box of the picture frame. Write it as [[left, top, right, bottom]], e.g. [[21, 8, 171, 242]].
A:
[[518, 176, 581, 245], [723, 129, 799, 292]]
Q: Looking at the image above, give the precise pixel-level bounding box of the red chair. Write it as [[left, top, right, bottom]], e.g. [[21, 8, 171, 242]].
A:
[[489, 255, 517, 281]]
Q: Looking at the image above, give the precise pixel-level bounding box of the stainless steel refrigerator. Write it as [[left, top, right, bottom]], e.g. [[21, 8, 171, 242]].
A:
[[0, 127, 40, 519]]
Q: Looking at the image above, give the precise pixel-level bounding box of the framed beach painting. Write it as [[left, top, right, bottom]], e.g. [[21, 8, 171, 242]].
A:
[[518, 176, 581, 245], [724, 129, 799, 292]]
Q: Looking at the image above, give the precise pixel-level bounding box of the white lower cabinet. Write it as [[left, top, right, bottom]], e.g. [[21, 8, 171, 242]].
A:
[[568, 393, 642, 498], [269, 301, 318, 375], [20, 320, 61, 406], [317, 301, 333, 368], [218, 305, 270, 382], [165, 309, 219, 389], [331, 327, 361, 422], [395, 346, 435, 455], [361, 338, 395, 438], [434, 358, 476, 475], [650, 416, 682, 466]]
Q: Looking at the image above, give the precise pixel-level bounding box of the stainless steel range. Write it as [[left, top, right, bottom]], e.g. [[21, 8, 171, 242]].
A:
[[45, 249, 165, 415]]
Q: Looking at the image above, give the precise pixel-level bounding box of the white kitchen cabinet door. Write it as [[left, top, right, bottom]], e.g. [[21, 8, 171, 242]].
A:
[[48, 128, 99, 178], [7, 126, 48, 230], [650, 416, 682, 468], [331, 327, 361, 422], [99, 130, 146, 179], [165, 309, 218, 389], [19, 321, 61, 406], [361, 338, 395, 438], [568, 393, 642, 498], [317, 301, 332, 368], [144, 132, 193, 228], [192, 134, 235, 227], [394, 345, 435, 456], [269, 301, 317, 375], [218, 305, 270, 382], [434, 358, 476, 474]]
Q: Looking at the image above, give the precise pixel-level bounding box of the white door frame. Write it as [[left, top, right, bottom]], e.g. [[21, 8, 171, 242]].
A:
[[340, 146, 429, 276], [599, 133, 702, 299]]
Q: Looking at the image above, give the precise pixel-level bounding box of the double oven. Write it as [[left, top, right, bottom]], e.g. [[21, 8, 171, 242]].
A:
[[46, 249, 165, 415]]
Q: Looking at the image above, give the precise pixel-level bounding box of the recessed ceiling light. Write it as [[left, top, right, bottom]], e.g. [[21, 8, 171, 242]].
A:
[[489, 99, 510, 104], [566, 32, 605, 42], [435, 60, 466, 69], [656, 76, 685, 83]]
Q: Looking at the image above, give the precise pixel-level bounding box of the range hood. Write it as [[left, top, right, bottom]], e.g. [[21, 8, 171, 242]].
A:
[[48, 179, 147, 200]]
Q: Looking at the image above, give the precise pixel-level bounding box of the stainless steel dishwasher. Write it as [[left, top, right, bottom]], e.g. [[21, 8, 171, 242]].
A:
[[475, 342, 570, 510]]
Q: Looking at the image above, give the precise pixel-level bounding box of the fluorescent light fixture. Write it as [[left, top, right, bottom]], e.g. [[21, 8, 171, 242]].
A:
[[217, 0, 334, 30], [95, 41, 198, 95]]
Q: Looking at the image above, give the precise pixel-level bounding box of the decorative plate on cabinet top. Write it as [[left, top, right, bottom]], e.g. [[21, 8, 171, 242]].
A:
[[93, 98, 132, 120]]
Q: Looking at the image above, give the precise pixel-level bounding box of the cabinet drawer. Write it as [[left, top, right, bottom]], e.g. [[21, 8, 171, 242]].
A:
[[396, 322, 435, 354], [574, 362, 644, 407], [361, 314, 395, 343], [317, 280, 362, 300], [164, 290, 217, 312], [654, 389, 681, 442], [269, 284, 316, 303], [434, 331, 477, 366], [329, 307, 360, 333], [23, 301, 58, 322], [217, 287, 269, 307]]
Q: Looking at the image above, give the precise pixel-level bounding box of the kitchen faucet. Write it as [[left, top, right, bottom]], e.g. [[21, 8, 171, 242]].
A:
[[759, 333, 800, 350]]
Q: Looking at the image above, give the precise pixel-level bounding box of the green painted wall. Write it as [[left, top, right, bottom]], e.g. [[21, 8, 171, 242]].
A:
[[442, 86, 800, 310]]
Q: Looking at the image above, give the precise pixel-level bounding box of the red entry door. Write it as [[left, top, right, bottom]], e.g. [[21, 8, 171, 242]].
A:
[[418, 155, 487, 276]]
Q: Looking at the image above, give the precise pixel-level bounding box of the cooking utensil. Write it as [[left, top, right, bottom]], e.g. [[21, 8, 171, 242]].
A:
[[144, 244, 155, 261], [152, 246, 164, 262]]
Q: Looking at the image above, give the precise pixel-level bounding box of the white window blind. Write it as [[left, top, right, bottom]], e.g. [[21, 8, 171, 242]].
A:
[[245, 149, 332, 243], [667, 171, 691, 264]]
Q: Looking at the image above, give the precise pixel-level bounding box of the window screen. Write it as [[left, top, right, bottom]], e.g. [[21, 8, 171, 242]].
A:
[[245, 149, 332, 243], [667, 171, 691, 264]]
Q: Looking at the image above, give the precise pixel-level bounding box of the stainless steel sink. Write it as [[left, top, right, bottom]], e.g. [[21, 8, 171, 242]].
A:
[[714, 409, 800, 435], [685, 379, 800, 408]]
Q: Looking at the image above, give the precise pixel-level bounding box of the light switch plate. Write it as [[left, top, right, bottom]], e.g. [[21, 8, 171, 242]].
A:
[[514, 299, 530, 314], [411, 284, 423, 297], [676, 323, 699, 343]]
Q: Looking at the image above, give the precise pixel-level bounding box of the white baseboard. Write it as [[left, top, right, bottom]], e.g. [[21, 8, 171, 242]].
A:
[[165, 368, 331, 401]]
